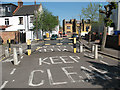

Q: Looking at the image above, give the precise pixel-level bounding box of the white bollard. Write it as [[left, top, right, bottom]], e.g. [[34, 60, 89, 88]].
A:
[[80, 44, 83, 53], [92, 44, 95, 53], [5, 47, 9, 58], [94, 45, 98, 59], [19, 46, 23, 56], [13, 48, 20, 65]]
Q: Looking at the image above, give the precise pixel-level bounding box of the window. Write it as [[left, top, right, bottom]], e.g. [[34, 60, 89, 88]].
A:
[[19, 17, 23, 25], [67, 31, 71, 33], [5, 18, 9, 25], [30, 16, 34, 23], [67, 26, 71, 29], [8, 7, 11, 12]]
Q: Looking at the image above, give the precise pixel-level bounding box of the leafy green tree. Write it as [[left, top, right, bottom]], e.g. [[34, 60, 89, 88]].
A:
[[33, 7, 59, 38]]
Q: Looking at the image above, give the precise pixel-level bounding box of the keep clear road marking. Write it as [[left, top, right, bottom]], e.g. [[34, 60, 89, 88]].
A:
[[0, 81, 9, 90], [47, 69, 67, 85]]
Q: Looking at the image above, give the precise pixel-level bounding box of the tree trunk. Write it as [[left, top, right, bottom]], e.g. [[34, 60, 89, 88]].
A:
[[101, 26, 108, 51]]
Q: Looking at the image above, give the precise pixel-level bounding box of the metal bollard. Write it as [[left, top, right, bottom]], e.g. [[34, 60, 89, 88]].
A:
[[27, 39, 31, 56], [94, 45, 98, 59], [73, 37, 76, 53], [13, 48, 20, 65], [92, 44, 95, 53], [80, 43, 83, 53], [8, 39, 11, 52], [5, 47, 9, 58], [19, 46, 23, 56]]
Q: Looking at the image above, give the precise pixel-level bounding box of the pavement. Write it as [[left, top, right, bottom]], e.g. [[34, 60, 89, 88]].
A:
[[0, 38, 120, 89], [80, 39, 120, 60]]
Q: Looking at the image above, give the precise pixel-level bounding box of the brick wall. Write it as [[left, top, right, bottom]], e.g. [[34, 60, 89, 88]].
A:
[[0, 31, 19, 44]]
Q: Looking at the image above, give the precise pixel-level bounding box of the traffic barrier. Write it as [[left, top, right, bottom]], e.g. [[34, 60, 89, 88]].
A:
[[94, 45, 98, 59], [5, 47, 9, 58], [13, 48, 20, 65], [92, 44, 95, 53], [19, 46, 23, 56], [73, 37, 76, 53], [8, 39, 11, 52], [56, 38, 63, 45], [79, 43, 83, 53], [27, 39, 31, 56]]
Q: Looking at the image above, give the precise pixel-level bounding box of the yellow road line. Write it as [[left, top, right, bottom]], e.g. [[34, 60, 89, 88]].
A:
[[45, 44, 50, 45], [56, 43, 63, 45]]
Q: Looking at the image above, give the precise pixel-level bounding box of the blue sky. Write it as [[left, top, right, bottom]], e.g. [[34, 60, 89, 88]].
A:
[[2, 1, 108, 26]]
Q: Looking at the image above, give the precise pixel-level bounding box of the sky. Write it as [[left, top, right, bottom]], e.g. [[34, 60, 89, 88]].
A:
[[1, 0, 109, 26]]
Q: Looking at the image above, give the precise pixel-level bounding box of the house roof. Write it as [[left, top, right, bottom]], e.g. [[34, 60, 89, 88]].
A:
[[14, 4, 41, 16], [0, 3, 17, 7]]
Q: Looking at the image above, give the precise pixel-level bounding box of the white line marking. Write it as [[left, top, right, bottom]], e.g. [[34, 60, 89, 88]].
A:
[[2, 59, 13, 63], [69, 56, 79, 63], [62, 67, 77, 83], [89, 65, 107, 74], [49, 56, 62, 64], [10, 68, 16, 75], [47, 69, 67, 85], [21, 56, 23, 59], [81, 66, 106, 80], [60, 56, 74, 64], [28, 70, 44, 86], [100, 60, 109, 65], [51, 49, 53, 52], [0, 81, 9, 89], [39, 57, 50, 65], [57, 48, 61, 51], [44, 49, 47, 52], [12, 80, 15, 82], [82, 70, 93, 80]]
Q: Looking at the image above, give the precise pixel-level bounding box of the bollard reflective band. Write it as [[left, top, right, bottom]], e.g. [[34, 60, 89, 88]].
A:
[[27, 45, 31, 49]]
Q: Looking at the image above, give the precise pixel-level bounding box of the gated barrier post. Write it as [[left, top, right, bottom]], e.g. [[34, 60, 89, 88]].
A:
[[27, 39, 31, 56], [13, 48, 20, 65], [94, 45, 98, 59], [92, 44, 95, 53], [73, 37, 76, 53], [80, 43, 83, 53], [5, 47, 9, 58], [19, 46, 23, 56], [8, 39, 11, 52]]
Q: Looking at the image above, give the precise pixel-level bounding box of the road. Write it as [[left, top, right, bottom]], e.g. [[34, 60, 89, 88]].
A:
[[0, 38, 120, 89]]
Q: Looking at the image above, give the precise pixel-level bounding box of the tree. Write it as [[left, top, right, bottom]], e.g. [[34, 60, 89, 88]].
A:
[[82, 2, 99, 22], [33, 7, 59, 38], [82, 3, 100, 43], [99, 2, 117, 51]]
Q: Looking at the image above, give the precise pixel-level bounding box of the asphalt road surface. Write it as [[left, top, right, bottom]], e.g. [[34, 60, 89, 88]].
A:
[[1, 39, 120, 89]]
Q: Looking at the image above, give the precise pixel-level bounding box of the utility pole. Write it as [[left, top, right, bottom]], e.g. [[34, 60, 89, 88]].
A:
[[35, 0, 38, 39], [78, 14, 82, 40]]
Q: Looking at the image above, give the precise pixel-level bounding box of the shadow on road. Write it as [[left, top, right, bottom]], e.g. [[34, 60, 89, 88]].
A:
[[82, 61, 120, 89]]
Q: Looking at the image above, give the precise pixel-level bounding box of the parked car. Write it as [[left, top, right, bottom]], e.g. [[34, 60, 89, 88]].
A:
[[71, 34, 79, 41], [0, 36, 3, 45], [51, 34, 58, 40]]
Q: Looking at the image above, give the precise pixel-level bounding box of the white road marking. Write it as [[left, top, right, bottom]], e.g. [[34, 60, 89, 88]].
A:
[[81, 66, 106, 80], [39, 50, 41, 52], [62, 48, 68, 51], [69, 56, 79, 62], [62, 67, 78, 83], [0, 81, 9, 89], [51, 49, 53, 52], [10, 68, 16, 75], [49, 56, 62, 64], [44, 49, 47, 52], [82, 70, 93, 80], [60, 56, 74, 64], [21, 56, 24, 59], [39, 57, 50, 65], [57, 48, 61, 51], [100, 60, 109, 65], [12, 80, 15, 82], [47, 69, 67, 85], [28, 70, 44, 86], [89, 66, 107, 74], [2, 59, 13, 63]]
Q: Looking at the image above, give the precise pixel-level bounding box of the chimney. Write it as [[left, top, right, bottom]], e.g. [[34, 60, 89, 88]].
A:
[[18, 0, 23, 7]]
